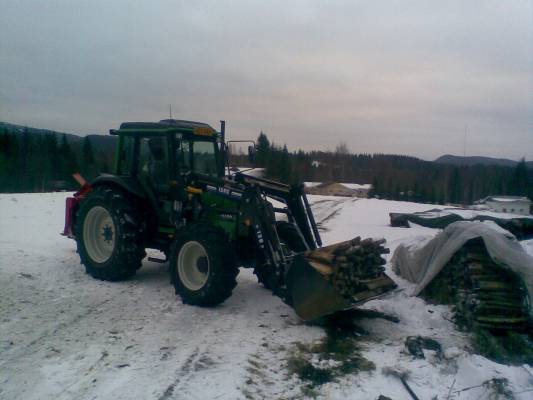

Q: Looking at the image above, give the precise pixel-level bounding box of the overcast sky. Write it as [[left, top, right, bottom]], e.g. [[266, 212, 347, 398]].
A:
[[1, 1, 532, 160]]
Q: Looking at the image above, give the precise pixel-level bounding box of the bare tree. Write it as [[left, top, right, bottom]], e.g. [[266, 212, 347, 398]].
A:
[[335, 141, 349, 155]]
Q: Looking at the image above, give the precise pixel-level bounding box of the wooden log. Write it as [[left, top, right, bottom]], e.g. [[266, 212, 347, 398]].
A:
[[323, 237, 394, 297], [345, 245, 362, 256], [306, 260, 334, 276], [317, 237, 361, 255], [305, 251, 335, 265]]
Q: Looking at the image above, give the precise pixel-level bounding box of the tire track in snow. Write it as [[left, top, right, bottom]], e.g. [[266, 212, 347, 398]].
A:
[[240, 350, 289, 399], [157, 347, 208, 400], [155, 275, 300, 400], [310, 197, 356, 232], [0, 296, 113, 367], [52, 348, 115, 400], [155, 307, 246, 400]]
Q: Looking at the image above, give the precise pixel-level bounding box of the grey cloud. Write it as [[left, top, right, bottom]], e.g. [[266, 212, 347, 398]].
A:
[[0, 0, 531, 160]]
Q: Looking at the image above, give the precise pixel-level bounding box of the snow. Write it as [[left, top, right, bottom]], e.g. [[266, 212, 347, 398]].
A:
[[311, 196, 445, 246], [233, 167, 265, 178], [338, 183, 372, 190], [303, 181, 321, 188], [1, 193, 532, 400], [523, 239, 533, 258], [303, 182, 372, 190], [489, 197, 530, 203]]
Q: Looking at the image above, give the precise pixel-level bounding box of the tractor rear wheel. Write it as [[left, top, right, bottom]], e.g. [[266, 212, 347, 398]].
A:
[[170, 224, 239, 306], [75, 186, 145, 281]]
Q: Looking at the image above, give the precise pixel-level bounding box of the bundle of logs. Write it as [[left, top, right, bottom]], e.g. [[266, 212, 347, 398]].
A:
[[304, 237, 395, 299], [422, 238, 531, 332]]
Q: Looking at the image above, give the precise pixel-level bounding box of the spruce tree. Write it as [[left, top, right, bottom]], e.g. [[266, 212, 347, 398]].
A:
[[59, 134, 79, 186], [256, 131, 270, 168], [82, 136, 95, 177], [279, 145, 291, 183], [512, 158, 528, 196]]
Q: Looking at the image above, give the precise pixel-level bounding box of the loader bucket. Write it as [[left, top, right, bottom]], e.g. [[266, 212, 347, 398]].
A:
[[286, 253, 397, 321], [287, 254, 352, 320]]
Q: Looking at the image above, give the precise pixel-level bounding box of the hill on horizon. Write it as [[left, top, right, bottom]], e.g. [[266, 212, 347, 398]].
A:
[[435, 154, 532, 168], [0, 121, 116, 152]]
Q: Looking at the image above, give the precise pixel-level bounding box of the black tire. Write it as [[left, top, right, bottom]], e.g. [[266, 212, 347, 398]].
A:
[[253, 266, 277, 291], [254, 221, 307, 289], [169, 224, 239, 306], [75, 186, 146, 281]]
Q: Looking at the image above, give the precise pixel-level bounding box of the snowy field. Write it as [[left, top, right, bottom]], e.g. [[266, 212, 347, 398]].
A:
[[1, 193, 532, 400]]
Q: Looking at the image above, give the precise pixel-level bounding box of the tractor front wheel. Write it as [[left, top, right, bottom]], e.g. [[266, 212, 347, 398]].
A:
[[170, 224, 239, 306]]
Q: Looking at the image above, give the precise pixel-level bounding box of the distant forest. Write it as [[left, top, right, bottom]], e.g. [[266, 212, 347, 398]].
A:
[[0, 123, 115, 192], [231, 132, 533, 205], [1, 123, 531, 206]]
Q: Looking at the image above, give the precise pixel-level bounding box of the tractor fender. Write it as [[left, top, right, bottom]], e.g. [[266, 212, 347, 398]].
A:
[[91, 174, 148, 199]]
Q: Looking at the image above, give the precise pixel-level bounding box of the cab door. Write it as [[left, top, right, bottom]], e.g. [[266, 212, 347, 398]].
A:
[[138, 135, 171, 193], [138, 135, 173, 223]]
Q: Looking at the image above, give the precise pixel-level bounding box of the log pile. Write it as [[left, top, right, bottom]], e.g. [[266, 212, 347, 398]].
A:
[[304, 237, 394, 299], [422, 238, 531, 332]]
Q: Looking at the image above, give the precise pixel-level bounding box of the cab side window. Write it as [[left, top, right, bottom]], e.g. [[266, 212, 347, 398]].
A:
[[177, 140, 192, 172]]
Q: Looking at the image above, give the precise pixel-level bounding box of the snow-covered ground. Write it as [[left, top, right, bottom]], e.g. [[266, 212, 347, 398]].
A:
[[1, 193, 532, 400]]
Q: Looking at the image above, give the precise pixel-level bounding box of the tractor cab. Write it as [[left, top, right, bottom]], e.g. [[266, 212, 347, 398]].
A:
[[112, 119, 224, 181], [107, 120, 225, 226]]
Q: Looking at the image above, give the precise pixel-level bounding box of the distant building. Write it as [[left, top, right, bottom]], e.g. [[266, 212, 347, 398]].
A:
[[474, 196, 531, 215], [304, 182, 372, 198]]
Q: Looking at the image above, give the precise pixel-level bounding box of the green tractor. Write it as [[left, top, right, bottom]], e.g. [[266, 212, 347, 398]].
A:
[[63, 119, 394, 320]]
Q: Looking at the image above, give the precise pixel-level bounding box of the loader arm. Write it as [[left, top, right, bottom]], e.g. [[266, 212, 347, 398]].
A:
[[235, 172, 396, 321], [234, 173, 322, 250]]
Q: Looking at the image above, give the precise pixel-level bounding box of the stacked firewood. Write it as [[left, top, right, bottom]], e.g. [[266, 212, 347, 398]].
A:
[[423, 238, 531, 331], [304, 237, 393, 298]]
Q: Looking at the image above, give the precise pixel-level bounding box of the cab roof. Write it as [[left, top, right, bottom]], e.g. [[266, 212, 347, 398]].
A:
[[111, 119, 217, 137]]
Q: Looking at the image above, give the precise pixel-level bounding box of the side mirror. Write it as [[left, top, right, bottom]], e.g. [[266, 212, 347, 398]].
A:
[[247, 145, 256, 164]]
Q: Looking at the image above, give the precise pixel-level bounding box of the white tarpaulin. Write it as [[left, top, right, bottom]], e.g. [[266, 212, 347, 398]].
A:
[[392, 221, 533, 314]]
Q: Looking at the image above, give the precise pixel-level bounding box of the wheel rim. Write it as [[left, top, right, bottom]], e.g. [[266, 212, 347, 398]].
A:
[[177, 241, 210, 291], [83, 206, 116, 264]]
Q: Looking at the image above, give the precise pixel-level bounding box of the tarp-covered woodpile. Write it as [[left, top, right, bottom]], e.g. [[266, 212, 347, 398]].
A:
[[390, 209, 533, 240], [392, 221, 533, 332], [421, 238, 530, 331], [390, 209, 462, 229]]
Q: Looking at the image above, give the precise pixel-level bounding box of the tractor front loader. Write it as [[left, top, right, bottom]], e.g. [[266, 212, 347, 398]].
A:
[[63, 119, 396, 320]]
